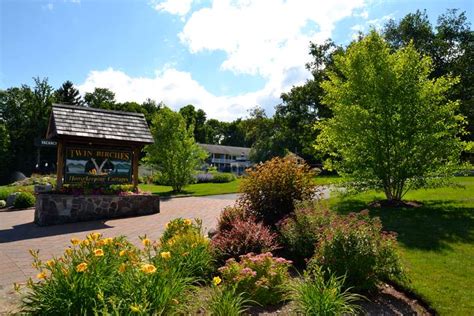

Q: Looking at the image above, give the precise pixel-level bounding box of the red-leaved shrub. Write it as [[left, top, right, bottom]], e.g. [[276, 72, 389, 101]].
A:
[[216, 206, 250, 232], [211, 218, 280, 261]]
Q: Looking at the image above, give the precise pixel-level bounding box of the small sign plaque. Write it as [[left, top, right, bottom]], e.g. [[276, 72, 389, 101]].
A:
[[64, 147, 132, 184]]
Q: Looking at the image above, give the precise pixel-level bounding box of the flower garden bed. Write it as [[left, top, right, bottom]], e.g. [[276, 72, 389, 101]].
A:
[[13, 158, 436, 315], [35, 193, 160, 226]]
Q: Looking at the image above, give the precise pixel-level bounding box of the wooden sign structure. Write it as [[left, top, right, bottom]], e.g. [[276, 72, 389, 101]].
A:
[[46, 104, 154, 189]]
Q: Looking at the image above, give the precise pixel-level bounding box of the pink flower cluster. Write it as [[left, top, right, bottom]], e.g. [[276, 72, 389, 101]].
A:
[[217, 252, 292, 305]]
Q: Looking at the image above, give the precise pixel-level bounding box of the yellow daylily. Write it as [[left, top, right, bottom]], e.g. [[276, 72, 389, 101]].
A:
[[76, 262, 88, 272], [140, 264, 157, 274], [213, 276, 222, 286], [160, 251, 171, 260]]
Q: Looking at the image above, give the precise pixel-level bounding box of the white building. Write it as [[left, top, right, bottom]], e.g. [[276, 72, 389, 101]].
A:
[[198, 143, 252, 175]]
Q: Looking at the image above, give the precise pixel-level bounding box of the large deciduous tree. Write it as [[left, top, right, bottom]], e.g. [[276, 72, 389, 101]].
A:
[[145, 107, 207, 192], [384, 9, 473, 141], [275, 40, 341, 162], [315, 31, 465, 203], [0, 77, 55, 180], [179, 104, 208, 143], [84, 88, 116, 109]]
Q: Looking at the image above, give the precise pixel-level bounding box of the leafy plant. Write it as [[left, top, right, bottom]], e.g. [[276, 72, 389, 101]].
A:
[[196, 172, 236, 183], [159, 230, 215, 280], [0, 189, 10, 201], [207, 285, 252, 316], [13, 191, 35, 208], [218, 252, 292, 306], [278, 201, 336, 266], [145, 107, 207, 192], [0, 200, 6, 208], [215, 206, 250, 232], [239, 156, 316, 226], [160, 218, 202, 244], [309, 210, 405, 291], [315, 30, 466, 202], [210, 172, 236, 183], [212, 217, 280, 262], [287, 267, 363, 316], [20, 233, 196, 315]]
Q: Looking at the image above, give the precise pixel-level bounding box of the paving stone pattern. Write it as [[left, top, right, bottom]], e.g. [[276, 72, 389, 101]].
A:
[[0, 194, 237, 291]]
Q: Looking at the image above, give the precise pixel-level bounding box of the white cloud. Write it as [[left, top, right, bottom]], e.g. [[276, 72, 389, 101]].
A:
[[350, 13, 395, 38], [77, 67, 282, 121], [153, 0, 194, 16], [179, 0, 365, 79], [79, 0, 369, 120], [367, 13, 395, 29]]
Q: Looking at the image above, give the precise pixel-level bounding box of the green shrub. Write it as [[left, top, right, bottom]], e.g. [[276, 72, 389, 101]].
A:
[[211, 172, 236, 183], [278, 201, 336, 266], [0, 189, 10, 201], [239, 156, 316, 226], [158, 230, 215, 280], [207, 285, 252, 316], [20, 233, 195, 314], [0, 200, 6, 208], [287, 267, 363, 316], [160, 218, 202, 244], [309, 210, 405, 292], [109, 184, 134, 193], [218, 252, 291, 306], [14, 191, 35, 209]]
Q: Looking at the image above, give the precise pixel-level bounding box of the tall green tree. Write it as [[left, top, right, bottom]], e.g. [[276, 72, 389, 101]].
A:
[[55, 80, 83, 106], [145, 107, 207, 192], [0, 77, 55, 178], [384, 9, 473, 141], [179, 104, 208, 143], [275, 40, 341, 162], [0, 122, 12, 183], [315, 31, 465, 203], [84, 88, 116, 109], [241, 107, 286, 162]]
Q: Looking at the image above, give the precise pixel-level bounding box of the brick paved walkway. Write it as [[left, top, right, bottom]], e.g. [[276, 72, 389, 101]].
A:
[[0, 194, 237, 307]]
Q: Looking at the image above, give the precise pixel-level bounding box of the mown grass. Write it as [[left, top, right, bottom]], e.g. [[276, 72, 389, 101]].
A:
[[139, 175, 343, 197], [328, 177, 474, 315], [139, 179, 243, 197]]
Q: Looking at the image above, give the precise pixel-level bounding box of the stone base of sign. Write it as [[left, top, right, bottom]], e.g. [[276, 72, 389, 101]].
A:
[[35, 194, 160, 226]]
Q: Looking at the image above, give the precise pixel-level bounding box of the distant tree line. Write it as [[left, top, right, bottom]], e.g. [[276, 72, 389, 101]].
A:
[[0, 9, 471, 184]]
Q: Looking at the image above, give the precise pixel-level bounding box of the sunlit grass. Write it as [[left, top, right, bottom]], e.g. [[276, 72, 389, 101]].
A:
[[328, 176, 474, 315]]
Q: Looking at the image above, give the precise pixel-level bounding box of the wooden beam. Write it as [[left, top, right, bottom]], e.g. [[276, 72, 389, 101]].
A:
[[56, 140, 64, 189], [132, 146, 140, 189]]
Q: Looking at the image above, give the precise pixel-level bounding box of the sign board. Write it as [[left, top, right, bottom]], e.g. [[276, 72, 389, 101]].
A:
[[64, 147, 132, 184], [34, 138, 58, 147]]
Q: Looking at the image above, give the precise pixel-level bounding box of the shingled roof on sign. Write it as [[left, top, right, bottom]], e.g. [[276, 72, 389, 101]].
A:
[[47, 104, 154, 144]]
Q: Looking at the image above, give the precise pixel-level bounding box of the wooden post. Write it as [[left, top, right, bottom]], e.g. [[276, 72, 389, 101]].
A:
[[56, 140, 64, 189], [132, 146, 140, 189]]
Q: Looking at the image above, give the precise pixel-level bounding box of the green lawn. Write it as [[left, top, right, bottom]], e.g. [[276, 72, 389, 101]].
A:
[[139, 175, 344, 196], [328, 177, 474, 315], [313, 174, 346, 185], [139, 178, 242, 197]]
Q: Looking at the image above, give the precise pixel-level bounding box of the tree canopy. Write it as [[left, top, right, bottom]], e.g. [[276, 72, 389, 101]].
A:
[[55, 80, 83, 106], [145, 107, 207, 192], [315, 31, 465, 202]]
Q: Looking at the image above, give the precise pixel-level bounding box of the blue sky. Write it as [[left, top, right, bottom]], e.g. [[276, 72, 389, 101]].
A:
[[1, 0, 472, 120]]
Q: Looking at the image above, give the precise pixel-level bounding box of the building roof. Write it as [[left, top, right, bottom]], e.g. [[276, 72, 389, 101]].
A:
[[47, 104, 154, 144], [198, 143, 250, 156]]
